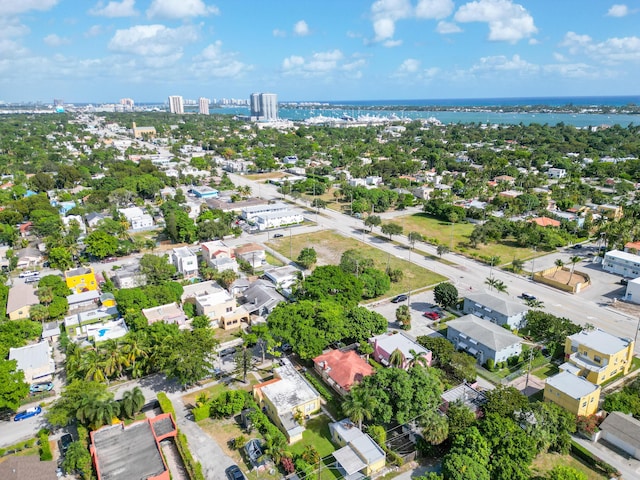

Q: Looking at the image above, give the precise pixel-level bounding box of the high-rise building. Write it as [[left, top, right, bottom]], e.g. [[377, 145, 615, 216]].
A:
[[198, 97, 210, 115], [168, 95, 184, 114], [249, 92, 277, 120]]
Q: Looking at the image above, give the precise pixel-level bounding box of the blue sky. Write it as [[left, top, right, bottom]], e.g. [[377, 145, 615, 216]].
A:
[[1, 0, 639, 103]]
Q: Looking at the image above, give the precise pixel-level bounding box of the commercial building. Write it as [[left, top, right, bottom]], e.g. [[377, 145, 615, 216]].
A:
[[168, 95, 184, 114], [563, 328, 634, 385], [253, 359, 320, 443], [189, 186, 219, 199], [369, 332, 432, 369], [90, 414, 177, 480], [255, 211, 304, 231], [171, 246, 198, 278], [198, 97, 209, 115], [602, 249, 640, 278], [249, 92, 277, 120], [8, 341, 55, 383], [446, 314, 522, 365], [543, 371, 600, 416], [462, 292, 528, 329], [241, 202, 290, 221], [65, 266, 98, 293]]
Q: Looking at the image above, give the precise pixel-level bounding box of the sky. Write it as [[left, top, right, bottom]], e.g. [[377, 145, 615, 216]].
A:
[[1, 0, 639, 103]]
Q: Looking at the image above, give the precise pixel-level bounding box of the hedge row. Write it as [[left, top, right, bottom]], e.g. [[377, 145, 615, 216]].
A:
[[39, 430, 53, 461], [0, 438, 37, 457], [248, 406, 288, 446], [304, 371, 342, 417], [571, 440, 619, 477], [157, 392, 176, 416]]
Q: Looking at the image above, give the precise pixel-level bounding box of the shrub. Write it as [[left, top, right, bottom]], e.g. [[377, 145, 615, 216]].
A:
[[210, 390, 250, 418], [281, 456, 295, 474], [176, 432, 205, 480], [157, 392, 176, 416], [192, 404, 211, 422], [486, 358, 495, 371], [295, 458, 313, 478], [39, 431, 53, 461]]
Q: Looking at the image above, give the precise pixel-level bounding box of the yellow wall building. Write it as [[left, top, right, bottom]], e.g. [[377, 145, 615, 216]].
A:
[[253, 360, 320, 443], [544, 371, 601, 416], [65, 267, 98, 294], [564, 328, 634, 385]]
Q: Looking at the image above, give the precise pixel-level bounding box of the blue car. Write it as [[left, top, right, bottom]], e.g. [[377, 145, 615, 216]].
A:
[[30, 382, 53, 393], [14, 406, 42, 421]]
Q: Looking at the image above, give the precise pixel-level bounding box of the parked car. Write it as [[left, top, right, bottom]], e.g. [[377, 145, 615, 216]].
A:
[[225, 465, 246, 480], [25, 276, 41, 284], [59, 433, 73, 455], [571, 244, 583, 249], [521, 293, 537, 301], [29, 382, 53, 393], [391, 294, 408, 303], [423, 311, 440, 320], [620, 278, 630, 286], [14, 406, 42, 421], [273, 233, 284, 238], [220, 347, 237, 357]]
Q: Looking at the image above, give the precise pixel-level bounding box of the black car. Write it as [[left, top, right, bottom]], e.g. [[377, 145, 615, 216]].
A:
[[59, 433, 73, 455], [521, 293, 537, 301], [571, 244, 583, 249], [273, 233, 284, 238], [391, 294, 408, 303], [220, 347, 237, 357], [225, 465, 246, 480]]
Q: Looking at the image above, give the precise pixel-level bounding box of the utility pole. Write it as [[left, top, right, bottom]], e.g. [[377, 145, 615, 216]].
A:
[[289, 226, 292, 260], [531, 246, 537, 281], [525, 347, 534, 389]]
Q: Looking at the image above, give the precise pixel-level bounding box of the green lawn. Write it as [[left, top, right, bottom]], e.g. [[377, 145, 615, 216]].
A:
[[397, 213, 537, 265], [290, 415, 336, 458], [265, 251, 285, 267], [266, 230, 446, 297], [533, 364, 560, 380], [531, 452, 607, 480]]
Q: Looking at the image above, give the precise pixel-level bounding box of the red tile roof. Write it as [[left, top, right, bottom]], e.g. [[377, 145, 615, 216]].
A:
[[313, 350, 374, 392], [528, 216, 560, 227]]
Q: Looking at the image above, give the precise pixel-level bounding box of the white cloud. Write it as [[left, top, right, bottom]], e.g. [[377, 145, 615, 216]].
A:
[[84, 25, 104, 38], [559, 31, 640, 64], [399, 58, 421, 73], [281, 49, 365, 78], [0, 0, 58, 16], [553, 52, 567, 62], [146, 0, 218, 19], [606, 4, 629, 17], [108, 24, 198, 57], [383, 39, 403, 47], [393, 59, 440, 81], [44, 34, 70, 47], [293, 20, 310, 36], [89, 0, 137, 17], [436, 20, 462, 34], [471, 54, 538, 73], [559, 31, 592, 54], [282, 55, 304, 70], [273, 29, 286, 38], [543, 63, 600, 79], [370, 0, 413, 42], [415, 0, 454, 19], [454, 0, 537, 43], [528, 38, 539, 45], [191, 41, 250, 78], [342, 59, 366, 71]]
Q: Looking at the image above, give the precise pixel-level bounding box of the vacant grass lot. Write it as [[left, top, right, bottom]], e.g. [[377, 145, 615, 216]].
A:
[[267, 230, 446, 296], [244, 172, 288, 181], [398, 213, 537, 264], [531, 452, 607, 480]]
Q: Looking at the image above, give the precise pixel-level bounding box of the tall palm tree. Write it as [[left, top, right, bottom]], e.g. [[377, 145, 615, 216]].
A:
[[82, 349, 107, 383], [101, 340, 130, 379], [553, 259, 564, 278], [120, 387, 145, 419], [493, 279, 508, 294], [511, 258, 524, 274], [485, 276, 498, 291], [567, 255, 582, 284], [389, 348, 405, 368], [406, 349, 429, 369], [342, 388, 374, 430], [36, 286, 54, 306], [420, 410, 449, 446]]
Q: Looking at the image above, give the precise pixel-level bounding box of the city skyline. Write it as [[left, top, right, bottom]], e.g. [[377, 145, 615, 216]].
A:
[[1, 0, 639, 103]]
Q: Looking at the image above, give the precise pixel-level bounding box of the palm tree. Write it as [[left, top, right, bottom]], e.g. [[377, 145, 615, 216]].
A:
[[493, 279, 508, 294], [406, 349, 429, 369], [567, 255, 582, 284], [120, 387, 145, 419], [36, 286, 54, 306], [82, 349, 107, 383], [262, 433, 289, 465], [485, 276, 498, 291], [553, 259, 564, 278], [101, 340, 130, 379], [388, 348, 405, 368], [420, 410, 449, 446], [511, 258, 524, 274], [342, 389, 374, 430]]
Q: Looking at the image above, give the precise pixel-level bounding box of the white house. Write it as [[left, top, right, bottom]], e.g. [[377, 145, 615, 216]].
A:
[[255, 211, 304, 231], [8, 341, 55, 384], [241, 202, 290, 221], [547, 167, 567, 179], [602, 250, 640, 278], [119, 207, 154, 230], [62, 215, 87, 235], [171, 247, 198, 278]]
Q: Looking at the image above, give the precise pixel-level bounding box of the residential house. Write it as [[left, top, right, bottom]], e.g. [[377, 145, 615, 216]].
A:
[[547, 167, 567, 179], [65, 266, 98, 293], [142, 303, 188, 329], [67, 290, 100, 312], [462, 293, 528, 329], [562, 328, 634, 385], [240, 279, 286, 317], [201, 241, 239, 273], [625, 277, 640, 304], [369, 332, 432, 369], [253, 359, 321, 443], [494, 175, 515, 184], [446, 314, 523, 365], [598, 412, 640, 460], [62, 215, 87, 235], [440, 382, 488, 418], [330, 419, 386, 477], [412, 185, 433, 200], [234, 243, 266, 270], [255, 211, 304, 231], [263, 265, 301, 290], [624, 241, 640, 254], [119, 207, 154, 230], [171, 246, 198, 278], [602, 250, 640, 278], [64, 306, 120, 340], [8, 341, 55, 384], [0, 456, 57, 480], [99, 292, 116, 308], [528, 216, 561, 228], [181, 281, 249, 329], [189, 186, 219, 198], [16, 247, 43, 268], [595, 204, 623, 221], [313, 349, 374, 396], [6, 283, 39, 320], [543, 371, 600, 416], [85, 212, 107, 229], [41, 321, 61, 343]]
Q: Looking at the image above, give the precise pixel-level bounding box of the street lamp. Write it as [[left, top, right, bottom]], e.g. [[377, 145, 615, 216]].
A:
[[531, 246, 537, 281]]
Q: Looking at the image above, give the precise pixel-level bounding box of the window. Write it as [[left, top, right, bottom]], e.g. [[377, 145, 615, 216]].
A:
[[571, 346, 578, 353], [582, 402, 587, 407], [226, 306, 233, 313], [594, 355, 601, 363]]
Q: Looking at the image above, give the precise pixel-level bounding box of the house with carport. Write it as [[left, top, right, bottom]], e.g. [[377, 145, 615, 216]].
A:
[[329, 418, 386, 478]]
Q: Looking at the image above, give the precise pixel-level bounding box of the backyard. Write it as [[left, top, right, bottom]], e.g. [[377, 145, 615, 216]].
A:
[[531, 452, 607, 480], [266, 230, 446, 297]]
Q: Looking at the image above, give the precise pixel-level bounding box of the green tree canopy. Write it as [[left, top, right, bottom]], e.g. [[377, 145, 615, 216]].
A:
[[299, 265, 363, 308], [0, 359, 29, 411], [434, 282, 458, 308]]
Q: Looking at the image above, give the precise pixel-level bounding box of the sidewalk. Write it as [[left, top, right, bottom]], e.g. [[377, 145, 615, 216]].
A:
[[572, 434, 640, 479]]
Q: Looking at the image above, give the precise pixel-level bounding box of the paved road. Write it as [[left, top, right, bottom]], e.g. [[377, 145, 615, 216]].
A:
[[229, 173, 640, 352]]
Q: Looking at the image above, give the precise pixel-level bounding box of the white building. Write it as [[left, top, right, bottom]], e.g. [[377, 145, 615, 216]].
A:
[[241, 202, 290, 221], [249, 92, 277, 121], [119, 207, 154, 230], [8, 341, 55, 383], [168, 95, 184, 114], [255, 211, 304, 231], [198, 97, 209, 115], [171, 246, 198, 278], [625, 277, 640, 304], [547, 167, 567, 179], [62, 215, 87, 235], [602, 250, 640, 278]]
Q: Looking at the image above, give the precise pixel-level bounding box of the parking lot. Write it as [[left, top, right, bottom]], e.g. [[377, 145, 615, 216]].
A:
[[367, 290, 443, 339]]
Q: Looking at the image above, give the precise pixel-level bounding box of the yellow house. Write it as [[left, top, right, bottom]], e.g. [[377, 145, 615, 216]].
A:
[[330, 419, 386, 476], [65, 267, 98, 294], [544, 371, 601, 416], [564, 328, 635, 385], [6, 284, 40, 320], [99, 292, 116, 308], [253, 359, 320, 443]]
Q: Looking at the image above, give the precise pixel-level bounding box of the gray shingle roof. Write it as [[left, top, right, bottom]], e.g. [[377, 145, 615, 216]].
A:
[[447, 314, 522, 351], [600, 412, 640, 451], [464, 293, 528, 317]]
